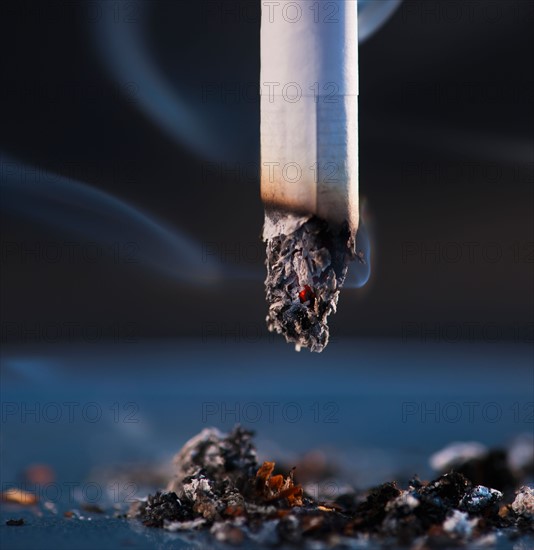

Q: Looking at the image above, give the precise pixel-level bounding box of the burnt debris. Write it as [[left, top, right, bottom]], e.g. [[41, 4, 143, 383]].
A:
[[5, 518, 25, 526], [131, 427, 534, 547]]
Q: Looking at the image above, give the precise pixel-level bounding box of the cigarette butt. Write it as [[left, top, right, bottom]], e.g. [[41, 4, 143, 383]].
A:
[[260, 0, 359, 352]]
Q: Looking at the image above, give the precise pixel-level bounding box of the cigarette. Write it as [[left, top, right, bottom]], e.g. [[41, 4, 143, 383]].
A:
[[261, 0, 359, 352]]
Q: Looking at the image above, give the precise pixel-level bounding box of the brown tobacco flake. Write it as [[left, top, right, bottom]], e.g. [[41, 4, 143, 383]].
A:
[[255, 461, 303, 507], [269, 474, 284, 492], [222, 505, 245, 518], [256, 461, 275, 482], [317, 505, 336, 512]]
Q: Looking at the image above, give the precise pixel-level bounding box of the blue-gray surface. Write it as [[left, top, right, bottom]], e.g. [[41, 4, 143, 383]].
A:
[[1, 339, 533, 549]]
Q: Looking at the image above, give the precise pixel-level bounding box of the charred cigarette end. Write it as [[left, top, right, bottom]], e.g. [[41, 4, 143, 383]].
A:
[[264, 209, 356, 353]]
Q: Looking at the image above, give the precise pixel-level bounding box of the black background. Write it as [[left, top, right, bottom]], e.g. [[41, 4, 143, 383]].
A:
[[1, 0, 533, 343]]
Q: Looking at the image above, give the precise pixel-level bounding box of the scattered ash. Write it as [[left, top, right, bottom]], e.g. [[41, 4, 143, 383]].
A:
[[430, 438, 534, 497], [6, 518, 25, 526], [80, 503, 105, 514], [131, 427, 534, 547], [459, 485, 503, 513], [511, 486, 534, 520], [263, 212, 355, 352]]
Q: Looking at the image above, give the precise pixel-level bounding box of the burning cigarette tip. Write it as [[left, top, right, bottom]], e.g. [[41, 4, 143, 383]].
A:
[[264, 211, 355, 353], [260, 1, 359, 350]]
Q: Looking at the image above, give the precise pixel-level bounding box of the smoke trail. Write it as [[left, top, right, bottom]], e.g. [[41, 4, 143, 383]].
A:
[[90, 1, 401, 163], [1, 155, 371, 288], [359, 0, 403, 43], [91, 0, 233, 162], [345, 220, 372, 289], [0, 156, 222, 284]]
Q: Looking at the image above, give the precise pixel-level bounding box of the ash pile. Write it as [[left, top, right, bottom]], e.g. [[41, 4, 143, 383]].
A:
[[130, 427, 533, 548]]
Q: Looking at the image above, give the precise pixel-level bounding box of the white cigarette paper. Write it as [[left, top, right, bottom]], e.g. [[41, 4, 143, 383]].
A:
[[261, 0, 359, 235]]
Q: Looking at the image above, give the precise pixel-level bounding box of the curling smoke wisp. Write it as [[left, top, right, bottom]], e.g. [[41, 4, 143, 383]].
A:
[[92, 1, 229, 161], [358, 0, 403, 42], [1, 156, 370, 289], [91, 0, 402, 162], [346, 221, 372, 289], [0, 157, 221, 284]]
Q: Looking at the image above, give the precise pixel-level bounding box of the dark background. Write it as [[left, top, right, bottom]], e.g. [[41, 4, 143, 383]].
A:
[[1, 0, 533, 343], [0, 4, 533, 548]]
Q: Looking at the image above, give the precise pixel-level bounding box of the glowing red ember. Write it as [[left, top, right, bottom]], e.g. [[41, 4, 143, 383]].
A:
[[298, 285, 315, 305]]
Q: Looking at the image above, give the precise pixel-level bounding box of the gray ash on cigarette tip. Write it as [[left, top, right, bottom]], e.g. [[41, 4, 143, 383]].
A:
[[263, 209, 356, 352]]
